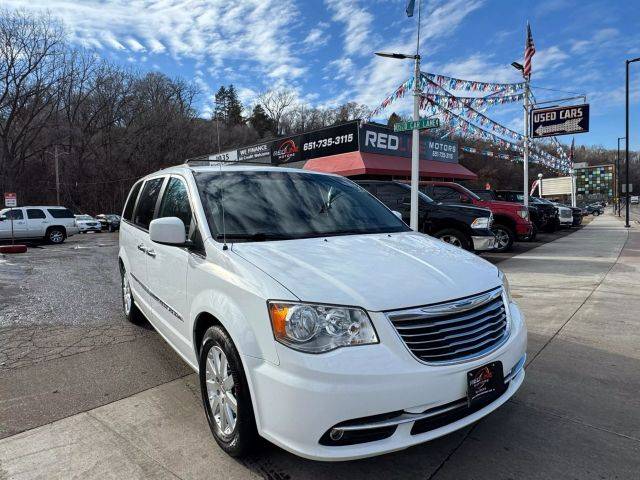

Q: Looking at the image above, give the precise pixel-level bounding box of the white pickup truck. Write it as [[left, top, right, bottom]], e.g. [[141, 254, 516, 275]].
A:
[[0, 206, 79, 244]]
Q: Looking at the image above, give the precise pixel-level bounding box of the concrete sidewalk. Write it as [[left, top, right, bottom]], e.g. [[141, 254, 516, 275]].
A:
[[1, 215, 639, 479]]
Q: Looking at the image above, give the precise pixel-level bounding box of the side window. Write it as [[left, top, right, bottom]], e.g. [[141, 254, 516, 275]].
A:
[[157, 177, 193, 235], [123, 181, 143, 221], [376, 184, 405, 206], [47, 208, 74, 218], [134, 178, 164, 230], [433, 186, 462, 203], [27, 209, 46, 219], [5, 209, 24, 220]]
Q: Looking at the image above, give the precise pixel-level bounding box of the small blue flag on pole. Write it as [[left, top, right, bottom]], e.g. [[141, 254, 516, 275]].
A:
[[406, 0, 415, 17]]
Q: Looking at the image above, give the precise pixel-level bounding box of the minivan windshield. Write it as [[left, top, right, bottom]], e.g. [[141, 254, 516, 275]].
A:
[[195, 170, 410, 241]]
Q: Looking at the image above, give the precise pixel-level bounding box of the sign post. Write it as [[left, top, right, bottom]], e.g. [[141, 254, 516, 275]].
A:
[[393, 118, 440, 132], [530, 104, 590, 138], [4, 193, 17, 245]]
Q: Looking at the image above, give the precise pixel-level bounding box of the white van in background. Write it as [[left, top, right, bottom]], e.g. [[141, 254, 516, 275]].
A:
[[0, 206, 79, 244]]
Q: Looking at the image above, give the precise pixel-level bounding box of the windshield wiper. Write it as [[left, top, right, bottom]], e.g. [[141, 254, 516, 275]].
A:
[[215, 232, 294, 242]]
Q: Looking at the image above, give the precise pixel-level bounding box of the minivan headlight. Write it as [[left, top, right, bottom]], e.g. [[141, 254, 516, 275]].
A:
[[471, 217, 490, 229], [499, 270, 512, 303], [268, 302, 378, 353]]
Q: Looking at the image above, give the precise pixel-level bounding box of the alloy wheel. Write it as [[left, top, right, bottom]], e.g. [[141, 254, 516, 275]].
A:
[[49, 231, 64, 243], [205, 346, 237, 439], [122, 273, 132, 316], [494, 229, 510, 249]]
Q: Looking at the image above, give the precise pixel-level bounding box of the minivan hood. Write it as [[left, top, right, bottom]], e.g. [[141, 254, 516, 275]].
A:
[[232, 232, 500, 311]]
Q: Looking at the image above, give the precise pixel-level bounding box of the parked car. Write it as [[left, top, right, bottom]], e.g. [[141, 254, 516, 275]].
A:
[[0, 206, 79, 244], [75, 214, 102, 233], [491, 190, 559, 233], [421, 182, 534, 252], [630, 196, 639, 205], [118, 165, 527, 461], [548, 201, 574, 227], [584, 203, 604, 215], [356, 181, 495, 252], [96, 213, 121, 232]]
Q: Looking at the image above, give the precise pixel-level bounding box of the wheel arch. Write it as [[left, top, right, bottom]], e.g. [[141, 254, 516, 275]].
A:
[[492, 214, 516, 231]]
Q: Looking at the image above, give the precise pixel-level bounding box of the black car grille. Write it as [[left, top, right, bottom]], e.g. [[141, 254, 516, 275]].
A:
[[387, 288, 508, 363]]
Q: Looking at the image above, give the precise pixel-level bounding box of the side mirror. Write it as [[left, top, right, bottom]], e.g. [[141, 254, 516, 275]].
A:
[[392, 210, 403, 220], [149, 217, 186, 246]]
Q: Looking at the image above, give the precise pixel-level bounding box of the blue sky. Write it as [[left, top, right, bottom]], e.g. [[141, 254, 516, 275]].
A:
[[6, 0, 640, 150]]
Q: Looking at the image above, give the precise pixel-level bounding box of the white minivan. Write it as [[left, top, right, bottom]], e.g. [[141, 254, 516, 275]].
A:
[[118, 163, 527, 461]]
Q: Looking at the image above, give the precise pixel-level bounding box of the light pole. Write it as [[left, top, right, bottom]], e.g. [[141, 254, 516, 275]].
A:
[[44, 145, 69, 205], [617, 136, 625, 217], [374, 51, 422, 230], [512, 61, 530, 208], [625, 57, 640, 228]]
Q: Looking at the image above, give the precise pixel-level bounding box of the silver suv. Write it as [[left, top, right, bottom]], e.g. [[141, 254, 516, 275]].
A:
[[0, 206, 79, 244]]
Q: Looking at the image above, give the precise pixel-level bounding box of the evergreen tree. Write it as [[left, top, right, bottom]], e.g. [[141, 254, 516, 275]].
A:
[[250, 104, 275, 137], [226, 84, 244, 126], [387, 112, 401, 129]]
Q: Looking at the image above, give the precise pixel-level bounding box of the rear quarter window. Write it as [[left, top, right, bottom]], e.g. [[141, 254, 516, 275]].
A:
[[123, 181, 143, 221], [47, 208, 74, 219]]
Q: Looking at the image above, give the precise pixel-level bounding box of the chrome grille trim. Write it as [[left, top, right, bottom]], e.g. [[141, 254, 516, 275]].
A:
[[387, 287, 510, 364]]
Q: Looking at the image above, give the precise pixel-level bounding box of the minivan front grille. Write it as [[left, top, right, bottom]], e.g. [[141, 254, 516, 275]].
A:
[[387, 288, 508, 364]]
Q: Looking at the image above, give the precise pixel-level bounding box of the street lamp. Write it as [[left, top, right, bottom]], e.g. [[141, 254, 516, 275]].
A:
[[375, 51, 422, 230], [511, 61, 530, 208], [625, 57, 640, 228], [617, 136, 625, 217]]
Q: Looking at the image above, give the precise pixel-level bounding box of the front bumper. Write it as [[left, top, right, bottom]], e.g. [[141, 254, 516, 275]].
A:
[[472, 235, 496, 251], [245, 301, 527, 461], [515, 222, 534, 238]]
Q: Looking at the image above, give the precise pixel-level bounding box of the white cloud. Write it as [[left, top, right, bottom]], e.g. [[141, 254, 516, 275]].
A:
[[531, 46, 569, 76], [326, 0, 374, 56], [2, 0, 306, 83], [304, 27, 330, 47], [327, 57, 355, 80]]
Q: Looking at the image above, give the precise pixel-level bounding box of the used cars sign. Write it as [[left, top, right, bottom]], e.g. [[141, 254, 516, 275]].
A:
[[530, 104, 589, 138]]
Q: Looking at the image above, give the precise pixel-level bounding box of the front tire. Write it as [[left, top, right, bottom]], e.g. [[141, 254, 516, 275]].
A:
[[433, 228, 471, 250], [492, 224, 514, 252], [199, 326, 257, 458], [120, 266, 142, 324]]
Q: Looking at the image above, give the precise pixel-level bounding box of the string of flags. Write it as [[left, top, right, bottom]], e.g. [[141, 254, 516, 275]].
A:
[[422, 72, 525, 94], [363, 70, 570, 173], [419, 93, 525, 110]]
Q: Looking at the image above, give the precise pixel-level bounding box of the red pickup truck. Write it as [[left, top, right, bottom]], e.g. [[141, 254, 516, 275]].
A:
[[421, 181, 534, 252]]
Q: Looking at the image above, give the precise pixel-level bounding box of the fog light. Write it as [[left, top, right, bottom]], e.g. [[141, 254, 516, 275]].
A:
[[329, 428, 344, 441]]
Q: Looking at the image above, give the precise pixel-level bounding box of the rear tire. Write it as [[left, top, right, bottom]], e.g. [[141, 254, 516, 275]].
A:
[[492, 224, 514, 252], [46, 227, 66, 244], [433, 228, 471, 250], [199, 325, 258, 458]]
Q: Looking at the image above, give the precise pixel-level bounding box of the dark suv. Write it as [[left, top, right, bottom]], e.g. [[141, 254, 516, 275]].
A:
[[493, 190, 562, 232], [356, 181, 496, 252]]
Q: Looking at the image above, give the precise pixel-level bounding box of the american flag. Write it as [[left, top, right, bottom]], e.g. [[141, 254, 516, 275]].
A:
[[523, 23, 535, 79]]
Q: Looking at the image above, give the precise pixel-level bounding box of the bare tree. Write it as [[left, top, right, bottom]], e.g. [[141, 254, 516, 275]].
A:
[[257, 88, 296, 135], [0, 9, 66, 192]]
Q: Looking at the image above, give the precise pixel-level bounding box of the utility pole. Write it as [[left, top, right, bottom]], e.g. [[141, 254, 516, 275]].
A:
[[54, 144, 60, 205], [523, 81, 530, 208], [624, 58, 640, 228], [617, 136, 625, 217], [410, 52, 421, 230]]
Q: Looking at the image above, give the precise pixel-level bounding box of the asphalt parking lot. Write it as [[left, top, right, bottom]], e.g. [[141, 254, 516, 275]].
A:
[[1, 215, 639, 479]]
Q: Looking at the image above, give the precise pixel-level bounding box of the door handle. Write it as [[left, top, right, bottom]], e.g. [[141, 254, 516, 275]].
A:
[[146, 249, 156, 258], [137, 243, 147, 253]]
